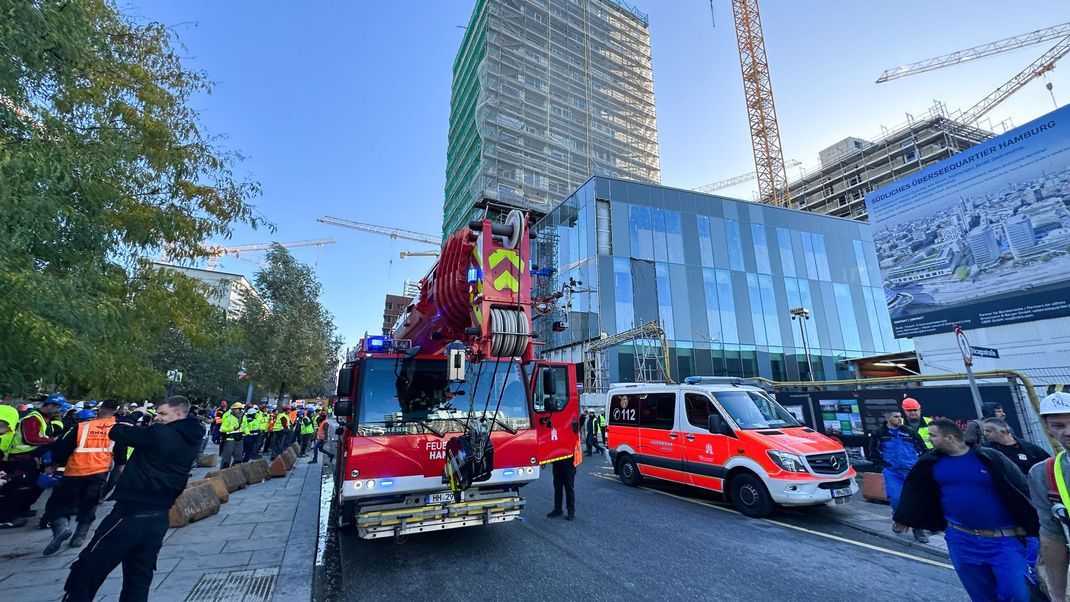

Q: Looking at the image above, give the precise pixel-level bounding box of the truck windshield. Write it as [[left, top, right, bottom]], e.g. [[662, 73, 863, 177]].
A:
[[463, 360, 531, 431], [359, 358, 452, 432], [713, 390, 801, 430]]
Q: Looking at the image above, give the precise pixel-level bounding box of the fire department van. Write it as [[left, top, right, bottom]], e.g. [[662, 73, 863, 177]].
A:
[[606, 376, 857, 517]]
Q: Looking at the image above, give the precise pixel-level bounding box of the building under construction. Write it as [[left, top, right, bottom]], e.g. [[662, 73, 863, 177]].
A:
[[787, 103, 993, 220], [443, 0, 661, 238]]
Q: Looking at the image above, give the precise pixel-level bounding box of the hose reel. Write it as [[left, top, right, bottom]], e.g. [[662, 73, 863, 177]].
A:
[[489, 307, 530, 358]]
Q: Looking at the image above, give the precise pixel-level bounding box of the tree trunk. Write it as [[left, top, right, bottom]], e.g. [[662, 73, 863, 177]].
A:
[[277, 381, 287, 408]]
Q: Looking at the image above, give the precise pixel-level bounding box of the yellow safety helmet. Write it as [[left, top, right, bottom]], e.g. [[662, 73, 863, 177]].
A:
[[230, 402, 245, 410]]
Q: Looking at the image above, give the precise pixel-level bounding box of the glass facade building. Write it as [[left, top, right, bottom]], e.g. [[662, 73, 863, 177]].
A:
[[533, 177, 911, 383]]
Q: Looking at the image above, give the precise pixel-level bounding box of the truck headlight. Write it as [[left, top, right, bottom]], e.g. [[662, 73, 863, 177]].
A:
[[767, 450, 807, 473]]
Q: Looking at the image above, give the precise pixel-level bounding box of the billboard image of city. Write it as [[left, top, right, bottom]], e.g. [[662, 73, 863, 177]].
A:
[[865, 104, 1070, 338]]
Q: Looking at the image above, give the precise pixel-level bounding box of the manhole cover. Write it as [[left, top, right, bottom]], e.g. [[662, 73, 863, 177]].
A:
[[185, 567, 279, 601]]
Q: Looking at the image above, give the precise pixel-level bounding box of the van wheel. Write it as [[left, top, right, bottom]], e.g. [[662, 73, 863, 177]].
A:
[[618, 455, 642, 487], [729, 473, 773, 517]]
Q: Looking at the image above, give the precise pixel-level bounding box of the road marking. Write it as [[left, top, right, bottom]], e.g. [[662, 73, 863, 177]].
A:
[[590, 473, 953, 570]]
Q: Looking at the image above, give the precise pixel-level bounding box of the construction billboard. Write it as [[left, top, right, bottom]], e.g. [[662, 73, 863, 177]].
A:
[[865, 104, 1070, 338]]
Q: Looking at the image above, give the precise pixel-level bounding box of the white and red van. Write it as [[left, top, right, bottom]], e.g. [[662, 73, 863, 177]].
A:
[[607, 376, 858, 517]]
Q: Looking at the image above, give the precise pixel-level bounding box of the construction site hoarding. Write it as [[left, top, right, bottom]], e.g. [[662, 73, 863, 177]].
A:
[[864, 104, 1070, 338]]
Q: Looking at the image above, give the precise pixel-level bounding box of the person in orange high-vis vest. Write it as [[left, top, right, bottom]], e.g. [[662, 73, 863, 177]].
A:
[[41, 400, 125, 555]]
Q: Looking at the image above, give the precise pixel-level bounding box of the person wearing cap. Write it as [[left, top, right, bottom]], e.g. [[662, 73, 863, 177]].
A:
[[894, 418, 1038, 601], [297, 410, 315, 457], [41, 401, 125, 555], [901, 397, 933, 449], [240, 406, 262, 463], [218, 402, 245, 469], [1027, 392, 1070, 600]]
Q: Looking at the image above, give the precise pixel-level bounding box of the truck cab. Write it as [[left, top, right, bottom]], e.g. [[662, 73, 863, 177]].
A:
[[606, 376, 857, 517], [332, 339, 579, 539]]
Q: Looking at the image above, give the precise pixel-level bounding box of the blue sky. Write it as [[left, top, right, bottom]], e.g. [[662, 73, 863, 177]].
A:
[[125, 1, 1069, 350]]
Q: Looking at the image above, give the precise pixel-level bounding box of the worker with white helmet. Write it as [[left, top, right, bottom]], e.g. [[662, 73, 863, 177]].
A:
[[1027, 392, 1070, 600], [218, 402, 245, 469]]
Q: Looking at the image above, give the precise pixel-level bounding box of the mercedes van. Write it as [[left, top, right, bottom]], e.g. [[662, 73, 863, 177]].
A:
[[606, 377, 857, 517]]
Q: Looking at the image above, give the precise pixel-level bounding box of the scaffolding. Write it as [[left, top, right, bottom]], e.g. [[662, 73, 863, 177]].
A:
[[787, 102, 994, 221], [583, 320, 672, 396], [443, 0, 662, 238]]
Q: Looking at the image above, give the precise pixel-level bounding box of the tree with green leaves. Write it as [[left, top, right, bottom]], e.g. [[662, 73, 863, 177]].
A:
[[237, 245, 341, 405], [0, 0, 263, 397]]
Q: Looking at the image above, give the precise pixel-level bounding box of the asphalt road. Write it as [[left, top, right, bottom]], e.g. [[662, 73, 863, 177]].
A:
[[328, 457, 967, 601]]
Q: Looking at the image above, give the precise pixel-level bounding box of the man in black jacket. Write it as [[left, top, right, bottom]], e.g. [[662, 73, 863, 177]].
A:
[[893, 418, 1038, 602], [63, 396, 204, 602]]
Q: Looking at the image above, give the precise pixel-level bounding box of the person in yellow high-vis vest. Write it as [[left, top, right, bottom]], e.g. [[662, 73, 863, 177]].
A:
[[240, 406, 262, 463], [269, 409, 291, 460], [1028, 392, 1070, 600], [902, 397, 932, 449], [218, 403, 245, 469], [297, 411, 315, 457]]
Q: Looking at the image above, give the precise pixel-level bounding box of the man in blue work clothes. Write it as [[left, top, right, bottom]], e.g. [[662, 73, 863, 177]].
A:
[[869, 409, 928, 543], [894, 418, 1038, 602]]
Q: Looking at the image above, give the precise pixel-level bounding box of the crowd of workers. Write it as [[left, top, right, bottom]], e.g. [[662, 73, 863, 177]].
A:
[[876, 393, 1070, 602], [0, 393, 333, 601]]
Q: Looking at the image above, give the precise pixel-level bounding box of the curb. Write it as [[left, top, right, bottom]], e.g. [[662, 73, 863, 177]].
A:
[[823, 513, 951, 559]]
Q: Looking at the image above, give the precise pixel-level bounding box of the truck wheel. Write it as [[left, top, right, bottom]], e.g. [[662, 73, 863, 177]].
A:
[[618, 455, 642, 487], [729, 473, 773, 518]]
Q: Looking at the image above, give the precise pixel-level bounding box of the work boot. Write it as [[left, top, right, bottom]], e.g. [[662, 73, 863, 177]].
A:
[[566, 512, 575, 521], [912, 528, 930, 544], [43, 517, 72, 556], [546, 509, 562, 518], [69, 522, 92, 548]]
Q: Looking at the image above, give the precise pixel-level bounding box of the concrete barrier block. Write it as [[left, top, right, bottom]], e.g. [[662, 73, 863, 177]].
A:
[[269, 455, 288, 478], [206, 466, 248, 493], [169, 480, 221, 527], [197, 453, 217, 468], [201, 475, 230, 503], [861, 472, 888, 503], [241, 459, 271, 484], [282, 448, 296, 470]]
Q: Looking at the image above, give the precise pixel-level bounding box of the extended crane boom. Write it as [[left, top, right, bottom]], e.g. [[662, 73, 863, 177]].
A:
[[202, 238, 336, 269], [317, 216, 439, 246], [959, 36, 1070, 125], [729, 0, 791, 207], [876, 22, 1070, 83]]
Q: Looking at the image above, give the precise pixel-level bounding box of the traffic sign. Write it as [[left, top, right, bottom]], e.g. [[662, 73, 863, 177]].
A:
[[954, 326, 973, 367], [970, 346, 1000, 359]]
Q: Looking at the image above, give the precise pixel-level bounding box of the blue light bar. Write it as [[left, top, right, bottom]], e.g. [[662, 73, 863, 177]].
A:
[[366, 336, 391, 352], [466, 267, 482, 284]]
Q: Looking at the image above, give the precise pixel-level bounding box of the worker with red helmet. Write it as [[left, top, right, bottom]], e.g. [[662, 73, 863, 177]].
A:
[[902, 397, 932, 449]]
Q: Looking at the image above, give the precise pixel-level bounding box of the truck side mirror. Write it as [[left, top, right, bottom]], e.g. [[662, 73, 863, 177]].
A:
[[334, 400, 352, 417]]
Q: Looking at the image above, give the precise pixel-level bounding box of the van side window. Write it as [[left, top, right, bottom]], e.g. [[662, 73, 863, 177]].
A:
[[638, 393, 676, 430], [609, 394, 639, 426], [685, 393, 720, 428]]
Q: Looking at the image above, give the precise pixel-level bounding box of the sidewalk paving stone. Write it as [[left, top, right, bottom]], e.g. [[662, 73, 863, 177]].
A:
[[0, 451, 326, 601]]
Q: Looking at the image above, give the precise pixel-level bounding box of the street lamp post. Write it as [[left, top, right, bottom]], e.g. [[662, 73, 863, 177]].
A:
[[790, 307, 815, 381]]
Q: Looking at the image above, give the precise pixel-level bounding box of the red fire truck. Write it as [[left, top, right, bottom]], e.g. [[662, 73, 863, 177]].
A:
[[332, 211, 580, 540]]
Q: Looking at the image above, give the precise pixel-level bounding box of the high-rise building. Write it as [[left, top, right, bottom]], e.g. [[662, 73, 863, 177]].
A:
[[1002, 214, 1036, 260], [788, 104, 992, 220], [443, 0, 661, 238], [153, 263, 261, 320], [967, 223, 1001, 266], [382, 294, 413, 336]]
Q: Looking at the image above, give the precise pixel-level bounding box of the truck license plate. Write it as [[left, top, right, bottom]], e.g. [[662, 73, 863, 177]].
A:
[[832, 487, 852, 498], [426, 491, 464, 505]]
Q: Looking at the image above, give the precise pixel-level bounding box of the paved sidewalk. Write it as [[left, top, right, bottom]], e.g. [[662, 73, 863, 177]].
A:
[[0, 452, 324, 601], [821, 493, 950, 557]]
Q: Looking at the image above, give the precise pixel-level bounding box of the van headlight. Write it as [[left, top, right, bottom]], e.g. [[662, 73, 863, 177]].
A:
[[767, 450, 807, 473]]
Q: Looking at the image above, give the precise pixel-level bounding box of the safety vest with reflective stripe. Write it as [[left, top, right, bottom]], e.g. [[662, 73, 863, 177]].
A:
[[258, 413, 269, 431], [272, 413, 290, 432], [299, 417, 314, 435], [241, 414, 261, 436], [7, 411, 48, 456], [220, 411, 241, 437], [65, 417, 117, 477]]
